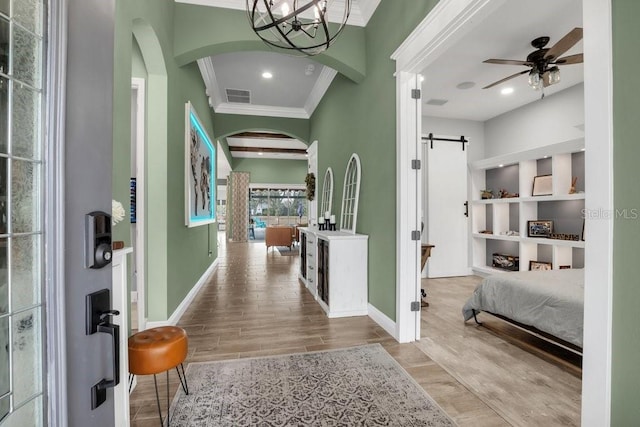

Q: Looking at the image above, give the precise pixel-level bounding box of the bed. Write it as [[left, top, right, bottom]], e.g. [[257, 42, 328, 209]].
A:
[[462, 268, 584, 350]]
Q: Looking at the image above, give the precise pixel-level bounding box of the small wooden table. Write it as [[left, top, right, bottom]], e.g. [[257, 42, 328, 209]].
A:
[[421, 244, 435, 307]]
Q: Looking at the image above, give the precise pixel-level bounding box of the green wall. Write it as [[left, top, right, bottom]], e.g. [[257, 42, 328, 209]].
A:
[[212, 112, 310, 143], [113, 0, 217, 321], [611, 0, 640, 424], [233, 158, 307, 184], [309, 0, 437, 319], [172, 4, 366, 83]]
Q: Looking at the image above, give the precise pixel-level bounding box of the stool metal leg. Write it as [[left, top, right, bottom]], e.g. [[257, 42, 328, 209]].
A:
[[128, 374, 135, 393], [175, 363, 189, 395], [152, 374, 164, 426], [166, 370, 170, 427]]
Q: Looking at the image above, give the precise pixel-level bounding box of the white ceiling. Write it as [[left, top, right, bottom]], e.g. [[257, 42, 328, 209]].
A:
[[420, 0, 583, 122]]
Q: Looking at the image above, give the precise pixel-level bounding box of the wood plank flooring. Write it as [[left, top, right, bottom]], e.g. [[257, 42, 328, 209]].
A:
[[418, 276, 582, 426], [129, 237, 578, 426]]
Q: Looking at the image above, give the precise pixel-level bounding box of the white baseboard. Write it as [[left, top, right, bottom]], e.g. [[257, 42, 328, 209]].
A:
[[145, 258, 219, 329], [368, 303, 397, 340]]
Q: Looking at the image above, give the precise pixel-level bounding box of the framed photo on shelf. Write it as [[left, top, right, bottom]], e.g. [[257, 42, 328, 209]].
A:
[[529, 260, 553, 271], [532, 174, 553, 196], [527, 220, 553, 237]]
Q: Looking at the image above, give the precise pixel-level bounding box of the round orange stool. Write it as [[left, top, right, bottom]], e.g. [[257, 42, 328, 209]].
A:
[[128, 326, 189, 426]]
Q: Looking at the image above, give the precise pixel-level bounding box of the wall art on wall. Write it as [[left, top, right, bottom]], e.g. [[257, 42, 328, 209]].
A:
[[185, 101, 216, 227]]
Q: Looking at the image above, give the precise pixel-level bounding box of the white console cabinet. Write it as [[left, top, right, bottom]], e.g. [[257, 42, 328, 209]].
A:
[[298, 228, 368, 318]]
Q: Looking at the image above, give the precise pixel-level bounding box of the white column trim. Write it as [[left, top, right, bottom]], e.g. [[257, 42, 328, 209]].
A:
[[581, 0, 613, 425], [395, 71, 421, 343], [45, 0, 68, 424]]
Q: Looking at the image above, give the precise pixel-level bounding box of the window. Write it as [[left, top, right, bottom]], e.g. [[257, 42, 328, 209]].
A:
[[340, 154, 361, 233], [249, 186, 307, 233]]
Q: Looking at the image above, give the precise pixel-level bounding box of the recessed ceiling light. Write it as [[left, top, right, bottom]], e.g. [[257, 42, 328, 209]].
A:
[[543, 155, 549, 159], [501, 87, 514, 95], [419, 75, 425, 82], [456, 81, 475, 90], [498, 164, 504, 168], [262, 71, 273, 79], [581, 148, 586, 151], [258, 152, 264, 156]]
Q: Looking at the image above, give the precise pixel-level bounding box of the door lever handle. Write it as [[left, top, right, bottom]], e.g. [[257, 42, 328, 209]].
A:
[[464, 201, 469, 217]]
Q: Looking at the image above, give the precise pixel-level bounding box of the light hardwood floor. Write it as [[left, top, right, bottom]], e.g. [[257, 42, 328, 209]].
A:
[[129, 237, 579, 426]]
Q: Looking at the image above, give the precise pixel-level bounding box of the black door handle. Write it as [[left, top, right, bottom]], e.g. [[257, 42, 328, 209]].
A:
[[464, 201, 469, 217], [91, 311, 120, 410], [97, 321, 120, 387]]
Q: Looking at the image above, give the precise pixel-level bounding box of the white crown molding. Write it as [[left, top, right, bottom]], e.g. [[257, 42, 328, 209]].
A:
[[304, 66, 337, 115], [174, 0, 381, 27], [215, 102, 310, 119], [197, 57, 223, 108]]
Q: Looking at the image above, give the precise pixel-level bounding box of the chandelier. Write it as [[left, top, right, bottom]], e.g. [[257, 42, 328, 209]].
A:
[[246, 0, 351, 56]]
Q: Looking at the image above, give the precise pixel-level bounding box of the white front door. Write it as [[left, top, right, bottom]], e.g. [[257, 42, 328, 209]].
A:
[[423, 138, 469, 277]]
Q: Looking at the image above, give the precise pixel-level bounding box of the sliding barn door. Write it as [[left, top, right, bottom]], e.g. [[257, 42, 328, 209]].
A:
[[423, 139, 469, 277]]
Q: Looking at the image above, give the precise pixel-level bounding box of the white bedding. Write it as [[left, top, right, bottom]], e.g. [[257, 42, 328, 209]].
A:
[[462, 268, 584, 348]]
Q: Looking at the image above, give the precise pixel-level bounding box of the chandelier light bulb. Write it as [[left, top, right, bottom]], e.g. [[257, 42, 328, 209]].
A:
[[528, 71, 542, 91]]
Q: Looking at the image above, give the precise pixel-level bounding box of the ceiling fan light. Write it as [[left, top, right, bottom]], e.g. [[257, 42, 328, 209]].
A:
[[548, 67, 561, 85], [528, 71, 542, 90]]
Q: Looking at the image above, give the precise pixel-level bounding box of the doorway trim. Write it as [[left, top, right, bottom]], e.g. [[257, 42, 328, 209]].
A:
[[392, 0, 613, 425], [45, 0, 68, 424], [131, 77, 146, 331]]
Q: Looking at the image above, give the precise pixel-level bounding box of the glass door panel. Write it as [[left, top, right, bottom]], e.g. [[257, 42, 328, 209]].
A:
[[0, 0, 45, 424]]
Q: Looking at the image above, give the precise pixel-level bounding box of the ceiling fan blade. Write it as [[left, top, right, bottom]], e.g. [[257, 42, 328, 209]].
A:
[[553, 53, 584, 65], [483, 59, 532, 66], [482, 69, 530, 89], [544, 27, 583, 60]]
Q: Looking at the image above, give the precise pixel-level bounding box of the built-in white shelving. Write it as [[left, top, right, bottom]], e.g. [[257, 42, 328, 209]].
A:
[[470, 139, 586, 274]]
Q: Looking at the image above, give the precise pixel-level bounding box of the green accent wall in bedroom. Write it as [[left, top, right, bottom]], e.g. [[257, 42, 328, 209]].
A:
[[233, 158, 307, 185], [309, 0, 438, 320], [611, 0, 640, 424]]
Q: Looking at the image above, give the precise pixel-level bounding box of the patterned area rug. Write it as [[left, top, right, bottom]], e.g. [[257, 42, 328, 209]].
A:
[[169, 344, 456, 426]]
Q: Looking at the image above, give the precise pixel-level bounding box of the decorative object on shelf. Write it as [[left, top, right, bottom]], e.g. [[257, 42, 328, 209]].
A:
[[185, 101, 216, 227], [529, 260, 553, 271], [112, 199, 125, 226], [532, 174, 553, 196], [548, 233, 580, 241], [569, 176, 578, 194], [559, 265, 571, 269], [498, 189, 519, 198], [492, 253, 519, 271], [246, 0, 351, 56], [527, 220, 553, 237], [500, 230, 519, 236], [480, 189, 493, 199], [339, 153, 361, 234], [305, 172, 316, 201], [329, 214, 336, 231], [479, 230, 493, 234]]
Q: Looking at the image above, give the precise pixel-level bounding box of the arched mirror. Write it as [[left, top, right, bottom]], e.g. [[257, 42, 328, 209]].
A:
[[340, 154, 361, 233], [320, 167, 334, 219]]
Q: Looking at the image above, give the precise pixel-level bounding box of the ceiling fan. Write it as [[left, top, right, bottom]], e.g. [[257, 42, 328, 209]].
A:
[[482, 27, 583, 92]]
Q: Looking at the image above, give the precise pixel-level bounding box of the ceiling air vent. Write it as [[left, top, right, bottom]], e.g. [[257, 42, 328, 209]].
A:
[[226, 88, 251, 104], [425, 98, 448, 106]]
